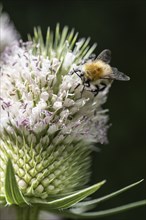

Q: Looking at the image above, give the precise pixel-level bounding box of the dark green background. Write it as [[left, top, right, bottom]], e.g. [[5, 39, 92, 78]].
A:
[[1, 0, 146, 219]]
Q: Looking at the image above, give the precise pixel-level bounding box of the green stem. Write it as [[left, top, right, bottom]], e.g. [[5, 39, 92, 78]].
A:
[[16, 205, 40, 220], [59, 200, 146, 219]]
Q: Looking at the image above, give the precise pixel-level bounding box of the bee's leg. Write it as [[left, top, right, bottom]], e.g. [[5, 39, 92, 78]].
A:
[[93, 86, 99, 96], [69, 68, 82, 76], [84, 79, 90, 88], [98, 83, 107, 92], [84, 81, 98, 96], [74, 75, 84, 93], [74, 83, 81, 90], [74, 83, 85, 100], [73, 71, 84, 90], [78, 77, 85, 96], [93, 83, 107, 96], [87, 85, 99, 96]]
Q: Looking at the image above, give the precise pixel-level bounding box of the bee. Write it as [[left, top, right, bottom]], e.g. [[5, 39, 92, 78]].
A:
[[70, 49, 130, 96]]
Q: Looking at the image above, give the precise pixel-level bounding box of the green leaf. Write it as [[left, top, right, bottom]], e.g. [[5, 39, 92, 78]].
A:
[[58, 200, 146, 219], [47, 180, 106, 209], [33, 180, 106, 209], [73, 179, 144, 209], [4, 158, 29, 205]]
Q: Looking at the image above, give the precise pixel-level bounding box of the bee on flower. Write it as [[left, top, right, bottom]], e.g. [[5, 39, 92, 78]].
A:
[[0, 18, 145, 220], [70, 49, 130, 96]]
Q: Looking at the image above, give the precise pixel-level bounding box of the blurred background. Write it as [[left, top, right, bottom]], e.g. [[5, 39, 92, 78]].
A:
[[1, 0, 146, 219]]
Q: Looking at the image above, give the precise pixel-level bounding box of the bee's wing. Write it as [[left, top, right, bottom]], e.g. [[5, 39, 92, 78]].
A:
[[97, 49, 111, 64], [110, 68, 130, 81], [101, 68, 130, 81]]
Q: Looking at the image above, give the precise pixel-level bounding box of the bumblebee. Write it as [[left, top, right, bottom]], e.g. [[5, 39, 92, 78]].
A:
[[70, 49, 130, 96]]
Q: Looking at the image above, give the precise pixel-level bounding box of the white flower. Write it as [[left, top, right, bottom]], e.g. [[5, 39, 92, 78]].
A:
[[0, 21, 145, 220], [0, 26, 110, 199]]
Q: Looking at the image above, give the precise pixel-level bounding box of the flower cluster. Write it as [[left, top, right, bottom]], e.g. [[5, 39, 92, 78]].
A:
[[0, 26, 110, 200], [0, 12, 145, 220]]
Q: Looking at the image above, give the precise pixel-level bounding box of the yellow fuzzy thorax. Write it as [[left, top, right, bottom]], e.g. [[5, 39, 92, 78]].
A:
[[83, 60, 112, 81]]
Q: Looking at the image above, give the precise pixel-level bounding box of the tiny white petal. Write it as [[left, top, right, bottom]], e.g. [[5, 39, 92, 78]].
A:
[[53, 101, 62, 110], [63, 52, 75, 69], [40, 92, 49, 101]]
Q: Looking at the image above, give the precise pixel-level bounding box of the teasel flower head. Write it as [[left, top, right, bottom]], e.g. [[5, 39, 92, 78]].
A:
[[0, 7, 20, 55], [0, 24, 145, 219]]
